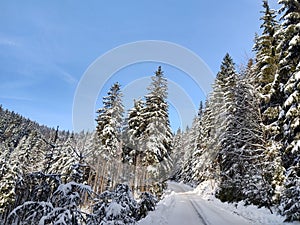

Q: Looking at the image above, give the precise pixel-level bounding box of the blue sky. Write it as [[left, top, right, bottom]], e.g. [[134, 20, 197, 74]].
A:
[[0, 0, 279, 131]]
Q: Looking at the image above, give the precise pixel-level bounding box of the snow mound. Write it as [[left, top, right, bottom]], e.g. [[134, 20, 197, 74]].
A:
[[138, 191, 176, 225], [193, 180, 300, 225], [193, 179, 217, 198]]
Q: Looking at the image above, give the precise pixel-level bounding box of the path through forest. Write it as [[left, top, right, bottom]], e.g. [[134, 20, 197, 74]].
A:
[[138, 182, 252, 225]]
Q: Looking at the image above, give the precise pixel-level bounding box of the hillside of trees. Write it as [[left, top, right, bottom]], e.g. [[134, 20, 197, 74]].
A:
[[173, 0, 300, 222], [0, 67, 171, 224], [0, 0, 299, 224]]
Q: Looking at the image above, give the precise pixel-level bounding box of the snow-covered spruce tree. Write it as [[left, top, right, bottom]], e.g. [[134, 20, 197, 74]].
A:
[[195, 101, 204, 149], [50, 132, 90, 184], [7, 133, 92, 225], [194, 99, 219, 183], [269, 0, 300, 143], [87, 184, 138, 225], [48, 134, 80, 183], [0, 109, 29, 149], [7, 181, 92, 225], [215, 55, 273, 208], [189, 104, 202, 155], [179, 103, 204, 185], [20, 128, 63, 206], [209, 54, 236, 158], [178, 127, 194, 184], [184, 56, 235, 187], [12, 131, 46, 206], [142, 66, 173, 166], [122, 98, 153, 195], [281, 68, 300, 220], [95, 82, 124, 190], [0, 159, 21, 220], [136, 67, 173, 194], [169, 128, 184, 181], [0, 143, 21, 216], [122, 99, 146, 164], [214, 54, 240, 202], [96, 82, 124, 158], [0, 130, 45, 218], [136, 192, 157, 220], [238, 65, 274, 208], [252, 1, 286, 206], [12, 131, 45, 173], [191, 103, 208, 184], [253, 0, 280, 131], [254, 0, 279, 93], [273, 0, 300, 221]]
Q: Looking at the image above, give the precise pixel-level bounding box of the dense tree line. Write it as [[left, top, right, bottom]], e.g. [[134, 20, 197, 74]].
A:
[[174, 0, 300, 222], [0, 0, 299, 223], [0, 67, 170, 224], [93, 66, 173, 197]]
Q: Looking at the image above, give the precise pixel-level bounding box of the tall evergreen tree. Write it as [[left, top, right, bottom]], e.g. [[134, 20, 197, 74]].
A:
[[169, 128, 184, 181], [252, 0, 286, 207], [254, 0, 280, 130], [141, 66, 173, 166], [213, 55, 273, 208], [209, 54, 237, 161], [196, 99, 218, 181], [274, 0, 300, 221], [180, 127, 196, 184], [190, 55, 237, 186], [123, 99, 146, 164], [190, 103, 206, 183], [215, 54, 240, 202], [254, 0, 279, 87], [238, 66, 274, 208], [96, 82, 124, 158]]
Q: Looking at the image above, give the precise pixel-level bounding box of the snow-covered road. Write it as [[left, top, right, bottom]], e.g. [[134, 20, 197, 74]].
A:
[[138, 182, 251, 225]]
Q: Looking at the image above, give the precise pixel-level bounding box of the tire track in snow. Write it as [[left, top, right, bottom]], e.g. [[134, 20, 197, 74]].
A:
[[168, 182, 209, 225], [190, 199, 209, 225]]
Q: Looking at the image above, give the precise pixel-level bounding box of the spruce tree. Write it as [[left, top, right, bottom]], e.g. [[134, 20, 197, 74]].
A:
[[215, 54, 240, 202], [252, 0, 286, 207], [254, 0, 279, 87], [190, 55, 237, 187], [169, 128, 184, 181], [239, 67, 274, 208], [190, 103, 206, 183], [196, 99, 218, 182], [48, 135, 77, 183], [254, 0, 280, 129], [275, 0, 300, 221], [96, 82, 124, 158], [142, 66, 173, 166], [180, 127, 196, 184], [123, 99, 146, 164]]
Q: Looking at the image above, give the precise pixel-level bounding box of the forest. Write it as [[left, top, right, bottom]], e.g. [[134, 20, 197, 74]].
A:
[[0, 0, 299, 224]]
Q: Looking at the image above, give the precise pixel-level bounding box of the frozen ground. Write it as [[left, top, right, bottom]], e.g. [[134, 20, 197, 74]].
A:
[[138, 181, 300, 225]]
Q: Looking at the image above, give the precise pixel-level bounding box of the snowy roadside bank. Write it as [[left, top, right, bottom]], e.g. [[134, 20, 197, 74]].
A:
[[138, 181, 300, 225]]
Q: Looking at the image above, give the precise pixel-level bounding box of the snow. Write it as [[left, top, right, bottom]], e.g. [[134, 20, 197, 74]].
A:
[[55, 181, 92, 195], [295, 71, 300, 80], [106, 201, 123, 217], [147, 165, 158, 173], [138, 181, 300, 225], [284, 91, 299, 108], [289, 35, 300, 47], [291, 140, 300, 154]]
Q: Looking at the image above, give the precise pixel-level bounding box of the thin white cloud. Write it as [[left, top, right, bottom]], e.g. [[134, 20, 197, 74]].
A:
[[61, 70, 77, 84], [55, 66, 78, 85]]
